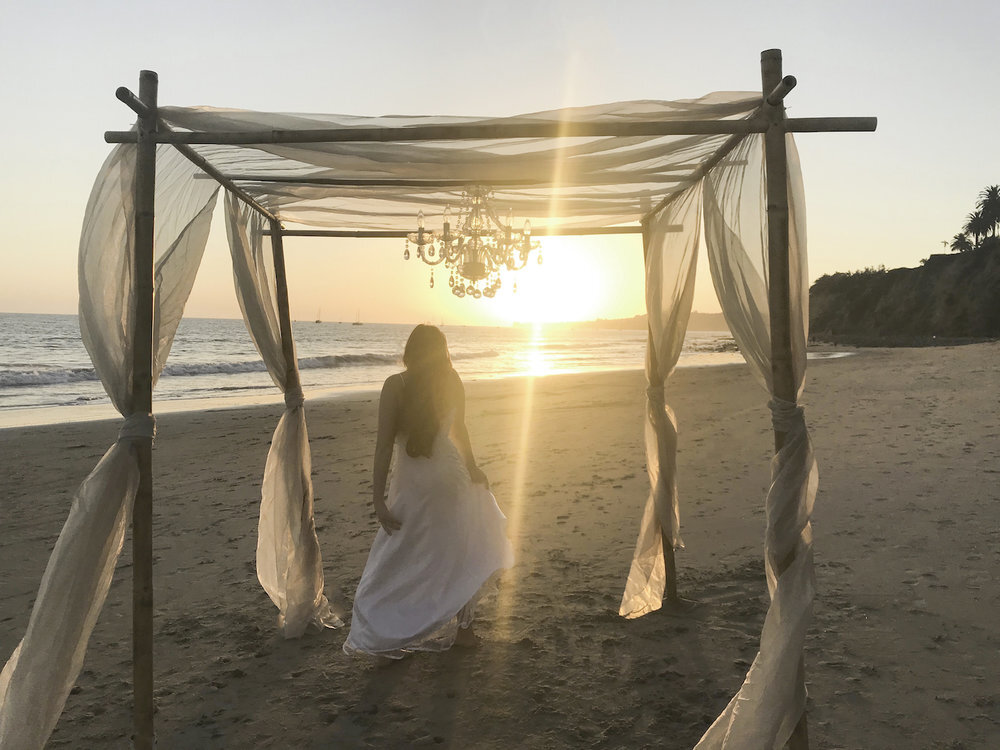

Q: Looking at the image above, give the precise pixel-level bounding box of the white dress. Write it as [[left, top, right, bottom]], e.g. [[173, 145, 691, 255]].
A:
[[344, 412, 514, 657]]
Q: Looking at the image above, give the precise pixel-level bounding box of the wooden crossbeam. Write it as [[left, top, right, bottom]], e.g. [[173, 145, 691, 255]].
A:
[[105, 115, 875, 145], [106, 118, 768, 144], [195, 173, 692, 188], [265, 225, 657, 239]]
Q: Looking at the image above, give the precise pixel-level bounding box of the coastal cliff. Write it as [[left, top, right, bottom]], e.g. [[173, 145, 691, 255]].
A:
[[809, 248, 1000, 344]]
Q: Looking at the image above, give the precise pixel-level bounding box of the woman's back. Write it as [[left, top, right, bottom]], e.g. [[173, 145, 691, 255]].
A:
[[398, 366, 461, 458]]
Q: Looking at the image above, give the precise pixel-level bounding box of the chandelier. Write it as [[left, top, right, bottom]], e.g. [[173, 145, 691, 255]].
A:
[[404, 187, 542, 298]]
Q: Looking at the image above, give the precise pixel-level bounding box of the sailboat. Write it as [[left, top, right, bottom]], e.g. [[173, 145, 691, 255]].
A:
[[314, 307, 322, 323], [352, 310, 363, 326]]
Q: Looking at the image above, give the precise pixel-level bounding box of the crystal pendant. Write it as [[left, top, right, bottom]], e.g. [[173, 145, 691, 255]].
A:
[[429, 270, 434, 288], [538, 251, 543, 265], [403, 247, 410, 260]]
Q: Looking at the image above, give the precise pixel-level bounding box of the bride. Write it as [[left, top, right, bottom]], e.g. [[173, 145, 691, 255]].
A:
[[344, 324, 514, 657]]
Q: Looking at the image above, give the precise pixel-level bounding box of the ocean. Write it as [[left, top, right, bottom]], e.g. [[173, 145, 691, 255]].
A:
[[0, 313, 741, 427]]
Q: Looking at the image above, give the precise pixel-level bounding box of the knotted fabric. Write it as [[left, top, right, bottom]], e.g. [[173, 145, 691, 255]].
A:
[[283, 386, 305, 410], [117, 412, 156, 442], [768, 397, 804, 435]]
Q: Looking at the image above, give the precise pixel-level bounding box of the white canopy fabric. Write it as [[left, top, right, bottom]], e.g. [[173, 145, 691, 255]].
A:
[[157, 94, 759, 230], [0, 93, 819, 750]]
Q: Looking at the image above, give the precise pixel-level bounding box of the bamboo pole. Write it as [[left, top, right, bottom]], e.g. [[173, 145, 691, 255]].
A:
[[642, 131, 750, 222], [784, 116, 877, 132], [761, 48, 809, 750], [104, 116, 876, 145], [169, 142, 279, 225], [761, 52, 798, 448], [269, 221, 300, 388], [131, 69, 157, 750], [640, 223, 680, 604], [767, 75, 798, 106], [204, 174, 693, 188], [262, 225, 657, 239], [105, 118, 770, 145]]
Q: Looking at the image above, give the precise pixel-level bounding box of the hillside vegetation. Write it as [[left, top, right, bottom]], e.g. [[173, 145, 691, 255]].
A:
[[809, 248, 1000, 344]]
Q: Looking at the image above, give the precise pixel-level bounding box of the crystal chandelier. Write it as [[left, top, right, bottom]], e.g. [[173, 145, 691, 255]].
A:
[[404, 186, 542, 298]]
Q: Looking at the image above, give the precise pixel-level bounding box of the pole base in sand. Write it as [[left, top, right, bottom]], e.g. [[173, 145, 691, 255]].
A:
[[659, 597, 700, 616]]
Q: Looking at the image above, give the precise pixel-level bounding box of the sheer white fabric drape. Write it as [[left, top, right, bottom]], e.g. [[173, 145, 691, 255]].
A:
[[0, 144, 218, 749], [224, 193, 340, 638], [619, 185, 701, 619], [696, 133, 817, 749], [158, 95, 761, 232]]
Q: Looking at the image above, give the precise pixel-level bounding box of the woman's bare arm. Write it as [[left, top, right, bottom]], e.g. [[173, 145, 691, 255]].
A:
[[451, 373, 489, 486], [372, 375, 403, 533]]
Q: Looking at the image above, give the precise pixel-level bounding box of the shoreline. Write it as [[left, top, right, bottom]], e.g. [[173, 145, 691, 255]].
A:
[[0, 350, 858, 431]]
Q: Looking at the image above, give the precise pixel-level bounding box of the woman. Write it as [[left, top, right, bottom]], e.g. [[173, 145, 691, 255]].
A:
[[344, 325, 514, 657]]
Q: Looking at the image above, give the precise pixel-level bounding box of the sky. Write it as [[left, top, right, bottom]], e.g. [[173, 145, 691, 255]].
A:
[[0, 1, 997, 326]]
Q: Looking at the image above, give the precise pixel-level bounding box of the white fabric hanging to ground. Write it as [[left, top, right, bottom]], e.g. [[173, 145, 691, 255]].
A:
[[0, 143, 219, 749], [696, 134, 817, 748], [225, 194, 340, 637], [619, 184, 701, 619]]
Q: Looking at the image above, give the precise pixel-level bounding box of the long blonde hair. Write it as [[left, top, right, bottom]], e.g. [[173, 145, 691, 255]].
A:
[[400, 325, 454, 458]]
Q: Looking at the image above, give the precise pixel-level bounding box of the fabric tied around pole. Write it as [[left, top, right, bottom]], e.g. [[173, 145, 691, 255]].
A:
[[226, 193, 341, 638], [645, 383, 666, 408], [695, 404, 817, 749], [283, 386, 305, 410], [696, 132, 818, 748], [1, 142, 219, 748], [619, 185, 701, 619], [769, 397, 804, 435], [117, 412, 156, 442]]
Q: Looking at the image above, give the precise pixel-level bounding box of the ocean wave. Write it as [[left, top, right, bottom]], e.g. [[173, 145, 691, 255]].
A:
[[446, 350, 500, 362], [1, 349, 501, 388], [163, 360, 271, 377], [297, 353, 400, 370], [0, 368, 98, 387], [684, 339, 739, 353]]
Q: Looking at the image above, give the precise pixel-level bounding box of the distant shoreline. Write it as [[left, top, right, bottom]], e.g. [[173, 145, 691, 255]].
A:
[[809, 334, 998, 348], [516, 311, 730, 332]]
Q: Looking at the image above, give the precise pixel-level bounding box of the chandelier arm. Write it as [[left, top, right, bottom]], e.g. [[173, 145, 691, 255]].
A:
[[418, 250, 449, 266], [482, 202, 511, 234], [507, 254, 530, 271]]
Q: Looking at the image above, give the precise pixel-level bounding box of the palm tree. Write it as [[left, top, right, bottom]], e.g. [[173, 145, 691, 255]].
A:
[[977, 185, 1000, 240], [950, 232, 974, 253], [963, 210, 990, 249]]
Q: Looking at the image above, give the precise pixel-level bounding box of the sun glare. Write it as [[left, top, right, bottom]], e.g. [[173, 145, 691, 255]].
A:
[[498, 238, 606, 324]]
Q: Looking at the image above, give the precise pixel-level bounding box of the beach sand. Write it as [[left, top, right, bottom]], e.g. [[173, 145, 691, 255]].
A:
[[1, 343, 998, 748]]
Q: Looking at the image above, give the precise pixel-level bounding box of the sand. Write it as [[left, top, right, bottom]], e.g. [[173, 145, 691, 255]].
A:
[[1, 343, 998, 748]]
